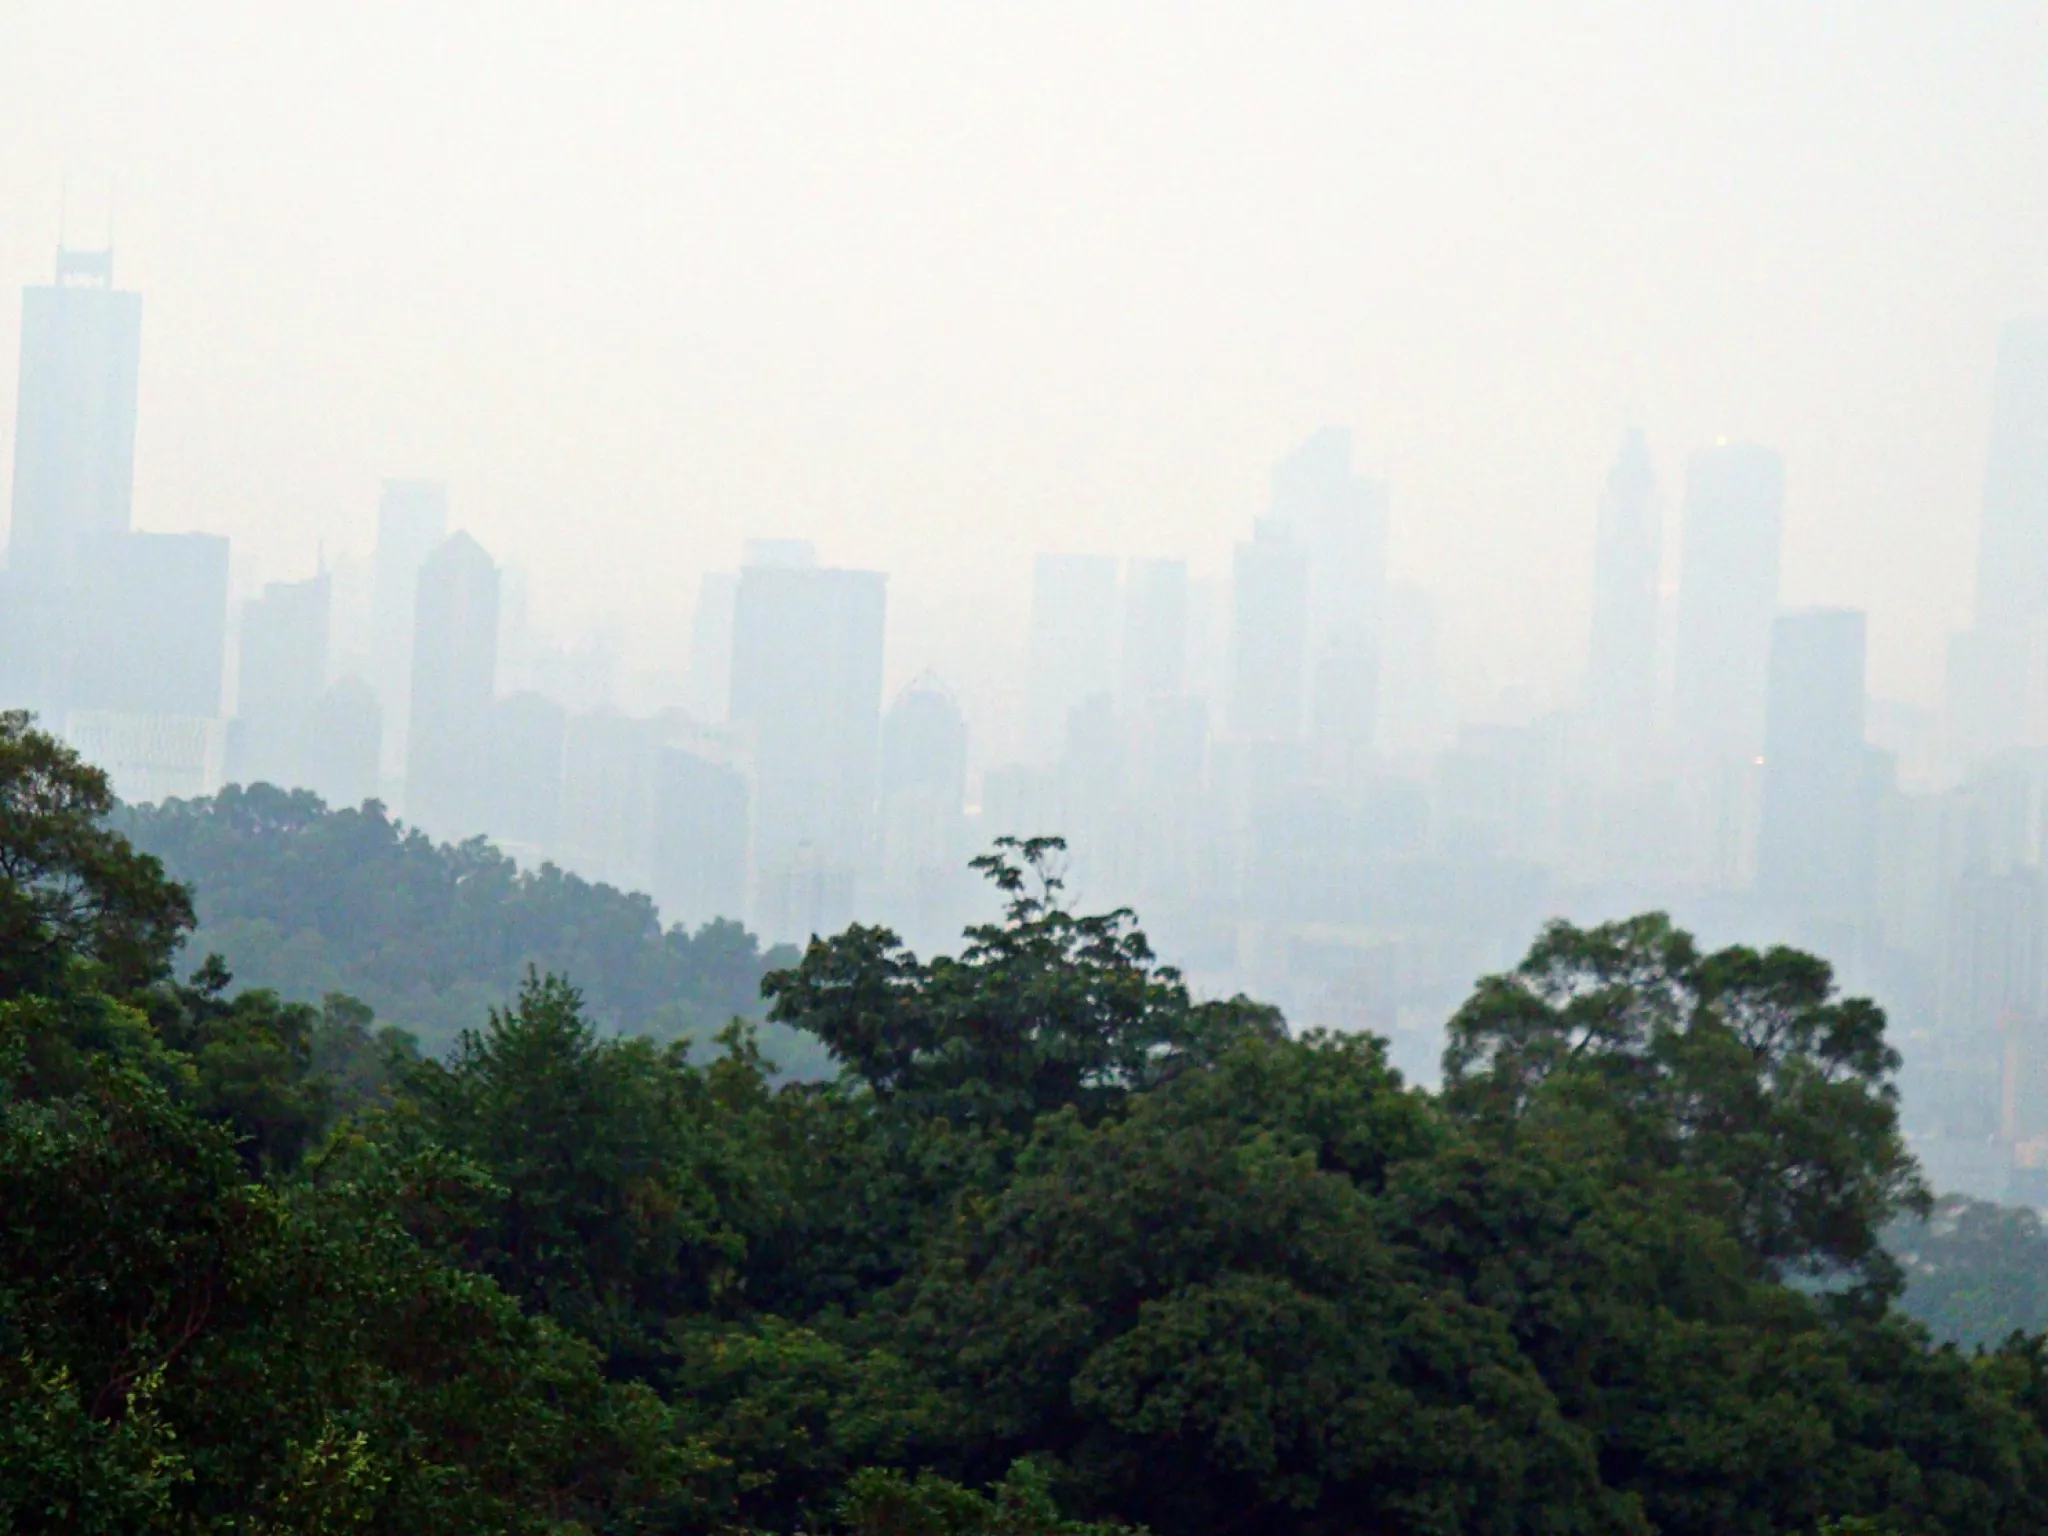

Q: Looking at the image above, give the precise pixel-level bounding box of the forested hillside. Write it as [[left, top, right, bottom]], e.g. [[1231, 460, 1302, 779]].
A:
[[115, 783, 818, 1068], [16, 710, 2048, 1533]]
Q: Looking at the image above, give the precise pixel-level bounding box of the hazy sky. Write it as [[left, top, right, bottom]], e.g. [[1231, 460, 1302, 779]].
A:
[[5, 2, 2048, 709]]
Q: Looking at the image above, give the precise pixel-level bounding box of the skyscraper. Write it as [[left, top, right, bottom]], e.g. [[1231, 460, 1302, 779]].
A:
[[405, 531, 499, 836], [232, 572, 331, 788], [686, 570, 739, 721], [1585, 428, 1660, 748], [728, 561, 887, 939], [1120, 558, 1188, 709], [8, 247, 141, 589], [1672, 443, 1785, 761], [1756, 608, 1870, 918], [1975, 320, 2048, 634], [373, 480, 449, 773], [1228, 519, 1309, 742], [1271, 427, 1389, 747], [71, 532, 230, 718], [1025, 554, 1119, 763], [1948, 321, 2048, 767], [303, 678, 381, 809]]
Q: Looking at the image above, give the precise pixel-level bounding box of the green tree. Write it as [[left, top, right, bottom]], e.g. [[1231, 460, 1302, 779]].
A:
[[0, 710, 192, 1000], [1442, 913, 1926, 1286]]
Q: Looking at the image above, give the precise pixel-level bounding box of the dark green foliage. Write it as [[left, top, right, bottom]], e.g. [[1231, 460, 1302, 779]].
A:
[[117, 780, 807, 1060], [1893, 1196, 2048, 1349], [1443, 912, 1927, 1287], [0, 710, 193, 999], [766, 835, 1286, 1133], [15, 716, 2048, 1533]]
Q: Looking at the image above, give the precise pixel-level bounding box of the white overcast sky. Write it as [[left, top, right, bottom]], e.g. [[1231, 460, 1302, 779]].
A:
[[4, 2, 2048, 707]]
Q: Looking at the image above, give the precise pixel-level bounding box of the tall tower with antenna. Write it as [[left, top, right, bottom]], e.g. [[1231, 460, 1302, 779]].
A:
[[8, 240, 143, 588]]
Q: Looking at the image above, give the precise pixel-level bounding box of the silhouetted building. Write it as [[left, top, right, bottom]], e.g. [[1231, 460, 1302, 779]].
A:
[[1586, 428, 1660, 750], [878, 674, 971, 944], [373, 480, 449, 773], [1757, 608, 1871, 920], [8, 247, 141, 590], [728, 561, 887, 939], [72, 532, 229, 718], [304, 678, 381, 809], [1949, 321, 2048, 767], [1271, 428, 1388, 747], [651, 746, 750, 931], [232, 572, 331, 788], [1229, 519, 1308, 742], [687, 571, 739, 722], [557, 708, 653, 888], [1673, 443, 1784, 763], [1026, 554, 1119, 764], [1120, 558, 1188, 708], [486, 691, 567, 850], [1976, 320, 2048, 634], [405, 531, 499, 836]]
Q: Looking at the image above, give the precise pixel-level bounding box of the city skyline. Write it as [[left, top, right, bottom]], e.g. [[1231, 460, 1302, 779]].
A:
[[6, 5, 2048, 713]]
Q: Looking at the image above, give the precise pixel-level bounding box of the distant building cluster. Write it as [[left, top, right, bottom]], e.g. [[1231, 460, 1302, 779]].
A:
[[9, 250, 2048, 1200]]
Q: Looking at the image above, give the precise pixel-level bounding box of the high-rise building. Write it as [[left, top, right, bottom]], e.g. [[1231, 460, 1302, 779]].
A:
[[686, 570, 740, 721], [232, 572, 331, 788], [8, 247, 141, 590], [1976, 320, 2048, 633], [1948, 321, 2048, 768], [303, 678, 381, 809], [556, 708, 656, 890], [1026, 554, 1119, 763], [1270, 428, 1389, 747], [879, 674, 971, 945], [405, 531, 499, 836], [485, 691, 567, 851], [372, 480, 449, 774], [1120, 558, 1188, 709], [651, 746, 750, 932], [1756, 608, 1871, 919], [728, 561, 887, 939], [72, 532, 230, 718], [1228, 519, 1309, 742], [1585, 428, 1660, 749], [1672, 443, 1785, 762]]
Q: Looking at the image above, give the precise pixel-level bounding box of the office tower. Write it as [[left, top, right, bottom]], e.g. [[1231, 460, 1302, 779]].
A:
[[1942, 869, 2043, 1141], [485, 691, 567, 850], [1585, 428, 1661, 749], [652, 746, 750, 931], [1756, 608, 1870, 918], [880, 674, 971, 940], [405, 531, 499, 837], [1120, 558, 1188, 708], [1228, 519, 1309, 742], [686, 571, 739, 721], [1672, 443, 1785, 761], [1948, 321, 2048, 767], [372, 480, 449, 773], [0, 574, 73, 718], [728, 562, 887, 939], [1377, 581, 1445, 760], [8, 247, 141, 589], [1975, 321, 2048, 633], [303, 678, 381, 808], [1026, 554, 1119, 763], [556, 709, 656, 888], [1270, 428, 1390, 747], [232, 572, 331, 788], [71, 532, 230, 718]]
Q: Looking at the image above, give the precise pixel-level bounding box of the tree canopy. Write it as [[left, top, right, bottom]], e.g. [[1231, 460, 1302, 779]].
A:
[[6, 713, 2048, 1534]]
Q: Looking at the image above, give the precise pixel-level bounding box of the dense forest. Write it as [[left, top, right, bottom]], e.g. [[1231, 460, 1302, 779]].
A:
[[11, 709, 2048, 1533], [113, 783, 820, 1070]]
